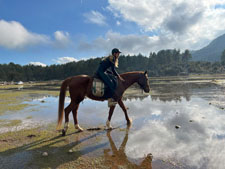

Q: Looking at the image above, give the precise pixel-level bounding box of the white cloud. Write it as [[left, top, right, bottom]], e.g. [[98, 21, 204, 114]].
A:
[[78, 30, 174, 55], [55, 57, 78, 64], [106, 0, 225, 50], [29, 62, 46, 67], [0, 20, 72, 50], [54, 31, 71, 48], [0, 20, 49, 49], [116, 21, 121, 26], [83, 10, 107, 26]]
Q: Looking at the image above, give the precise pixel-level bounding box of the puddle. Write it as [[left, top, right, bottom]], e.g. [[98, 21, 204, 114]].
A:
[[1, 81, 225, 168], [0, 151, 33, 169], [123, 97, 225, 168]]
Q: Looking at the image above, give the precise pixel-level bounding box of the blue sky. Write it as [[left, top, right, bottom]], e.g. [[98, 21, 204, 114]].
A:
[[0, 0, 225, 66]]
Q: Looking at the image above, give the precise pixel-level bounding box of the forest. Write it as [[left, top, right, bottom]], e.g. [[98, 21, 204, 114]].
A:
[[1, 49, 225, 82]]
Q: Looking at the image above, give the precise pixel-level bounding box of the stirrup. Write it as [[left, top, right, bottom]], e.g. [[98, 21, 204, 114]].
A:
[[108, 98, 117, 107]]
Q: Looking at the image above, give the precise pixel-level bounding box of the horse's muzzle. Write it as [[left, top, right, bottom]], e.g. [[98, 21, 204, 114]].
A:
[[144, 87, 150, 93]]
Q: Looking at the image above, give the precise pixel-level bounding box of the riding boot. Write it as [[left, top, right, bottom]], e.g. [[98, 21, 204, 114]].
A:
[[112, 90, 120, 101]]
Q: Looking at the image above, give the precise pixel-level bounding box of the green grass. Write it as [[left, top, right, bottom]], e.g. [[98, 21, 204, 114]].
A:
[[0, 124, 107, 169], [0, 119, 22, 127], [0, 82, 60, 115]]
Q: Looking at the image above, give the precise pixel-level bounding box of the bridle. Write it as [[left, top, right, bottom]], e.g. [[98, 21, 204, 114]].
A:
[[137, 74, 149, 92]]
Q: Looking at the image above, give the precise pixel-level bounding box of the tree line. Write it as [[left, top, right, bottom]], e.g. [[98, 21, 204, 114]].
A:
[[0, 49, 225, 82]]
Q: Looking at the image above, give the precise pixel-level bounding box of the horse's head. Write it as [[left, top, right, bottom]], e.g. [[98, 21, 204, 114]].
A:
[[137, 71, 150, 93]]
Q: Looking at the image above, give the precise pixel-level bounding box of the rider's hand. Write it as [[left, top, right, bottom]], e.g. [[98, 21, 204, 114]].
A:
[[119, 76, 125, 82]]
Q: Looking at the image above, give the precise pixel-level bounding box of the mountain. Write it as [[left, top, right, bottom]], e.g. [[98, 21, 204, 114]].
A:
[[191, 33, 225, 62]]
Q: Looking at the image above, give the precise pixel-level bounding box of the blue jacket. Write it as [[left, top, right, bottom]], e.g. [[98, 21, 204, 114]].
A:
[[97, 56, 119, 77]]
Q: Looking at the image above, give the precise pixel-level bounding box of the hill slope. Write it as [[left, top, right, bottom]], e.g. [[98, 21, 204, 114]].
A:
[[192, 33, 225, 62]]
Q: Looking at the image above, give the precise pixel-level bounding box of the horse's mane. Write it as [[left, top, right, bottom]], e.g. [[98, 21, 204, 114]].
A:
[[120, 71, 144, 76]]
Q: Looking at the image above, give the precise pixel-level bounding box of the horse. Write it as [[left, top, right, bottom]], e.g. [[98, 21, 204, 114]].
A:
[[56, 71, 150, 136]]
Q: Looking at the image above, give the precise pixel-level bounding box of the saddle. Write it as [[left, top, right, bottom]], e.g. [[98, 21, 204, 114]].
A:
[[92, 78, 105, 97], [92, 73, 118, 98]]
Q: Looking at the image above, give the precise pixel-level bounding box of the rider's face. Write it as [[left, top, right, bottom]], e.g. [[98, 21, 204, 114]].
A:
[[114, 52, 120, 59]]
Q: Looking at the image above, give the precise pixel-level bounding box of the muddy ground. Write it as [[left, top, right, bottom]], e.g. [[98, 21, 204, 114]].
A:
[[1, 74, 225, 169]]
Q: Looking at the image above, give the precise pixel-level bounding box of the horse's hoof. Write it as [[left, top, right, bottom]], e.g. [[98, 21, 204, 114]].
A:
[[62, 129, 66, 136], [75, 124, 84, 132], [106, 127, 113, 130], [78, 128, 84, 132], [106, 120, 113, 129], [127, 118, 132, 125]]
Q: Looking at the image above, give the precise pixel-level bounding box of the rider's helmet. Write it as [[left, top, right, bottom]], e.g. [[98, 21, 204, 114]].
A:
[[112, 48, 122, 55]]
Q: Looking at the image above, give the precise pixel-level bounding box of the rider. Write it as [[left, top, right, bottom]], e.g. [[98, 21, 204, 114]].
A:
[[96, 48, 124, 100]]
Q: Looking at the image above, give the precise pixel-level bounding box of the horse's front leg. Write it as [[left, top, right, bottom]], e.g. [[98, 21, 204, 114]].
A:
[[106, 105, 116, 129], [118, 99, 132, 125]]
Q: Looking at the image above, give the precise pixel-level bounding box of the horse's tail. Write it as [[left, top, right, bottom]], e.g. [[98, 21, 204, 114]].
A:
[[56, 78, 71, 130]]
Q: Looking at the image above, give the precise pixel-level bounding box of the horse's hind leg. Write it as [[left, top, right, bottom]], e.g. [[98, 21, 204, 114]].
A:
[[62, 101, 74, 136], [72, 103, 83, 132]]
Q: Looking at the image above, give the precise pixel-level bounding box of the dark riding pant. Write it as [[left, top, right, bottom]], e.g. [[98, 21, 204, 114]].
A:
[[97, 70, 116, 96]]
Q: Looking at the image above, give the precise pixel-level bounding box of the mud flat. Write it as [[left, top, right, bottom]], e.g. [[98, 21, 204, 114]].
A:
[[0, 124, 177, 169], [1, 75, 225, 168]]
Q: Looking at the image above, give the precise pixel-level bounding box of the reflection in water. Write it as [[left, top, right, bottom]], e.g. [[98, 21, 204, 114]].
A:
[[150, 83, 209, 103], [2, 82, 225, 168], [145, 83, 221, 103], [104, 126, 153, 169], [124, 96, 225, 169], [124, 83, 214, 102]]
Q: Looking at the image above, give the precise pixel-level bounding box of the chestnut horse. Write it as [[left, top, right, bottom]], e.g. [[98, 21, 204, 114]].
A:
[[56, 71, 150, 135]]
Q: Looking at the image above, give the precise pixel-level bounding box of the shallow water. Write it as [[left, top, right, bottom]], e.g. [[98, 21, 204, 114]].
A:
[[1, 81, 225, 168]]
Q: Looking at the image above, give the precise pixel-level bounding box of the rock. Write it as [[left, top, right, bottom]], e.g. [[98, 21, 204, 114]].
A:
[[27, 134, 36, 138], [175, 125, 181, 129], [42, 152, 48, 156], [68, 149, 73, 153], [0, 140, 8, 142]]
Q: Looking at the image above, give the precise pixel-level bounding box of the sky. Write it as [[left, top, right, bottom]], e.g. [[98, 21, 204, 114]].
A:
[[0, 0, 225, 66]]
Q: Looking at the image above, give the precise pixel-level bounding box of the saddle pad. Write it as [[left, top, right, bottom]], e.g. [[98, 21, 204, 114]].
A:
[[92, 78, 105, 97]]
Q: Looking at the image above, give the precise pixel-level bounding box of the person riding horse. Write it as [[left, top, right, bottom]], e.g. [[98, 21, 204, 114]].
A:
[[96, 48, 124, 101], [57, 48, 150, 134]]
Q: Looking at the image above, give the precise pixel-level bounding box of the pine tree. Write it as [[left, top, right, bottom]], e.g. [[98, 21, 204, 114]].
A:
[[221, 49, 225, 64]]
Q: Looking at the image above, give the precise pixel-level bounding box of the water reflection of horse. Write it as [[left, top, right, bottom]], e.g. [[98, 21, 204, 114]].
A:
[[105, 126, 153, 169], [57, 71, 150, 136]]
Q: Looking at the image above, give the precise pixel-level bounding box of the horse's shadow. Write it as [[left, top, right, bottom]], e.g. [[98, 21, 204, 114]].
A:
[[0, 130, 107, 169]]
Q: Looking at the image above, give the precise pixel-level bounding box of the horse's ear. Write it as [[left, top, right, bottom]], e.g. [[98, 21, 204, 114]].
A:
[[144, 71, 147, 75]]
